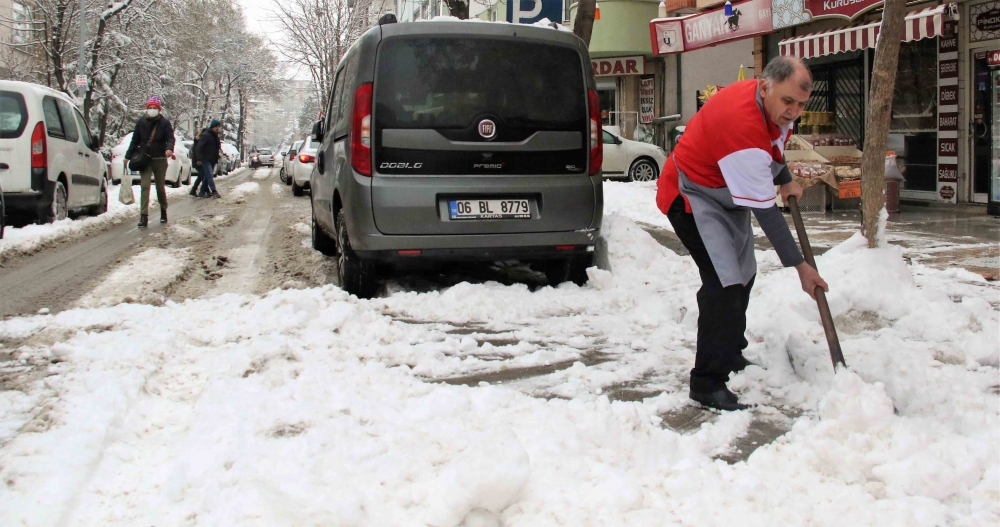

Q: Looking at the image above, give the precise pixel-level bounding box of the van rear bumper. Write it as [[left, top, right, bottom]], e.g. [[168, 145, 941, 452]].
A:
[[3, 181, 55, 217], [352, 228, 599, 262]]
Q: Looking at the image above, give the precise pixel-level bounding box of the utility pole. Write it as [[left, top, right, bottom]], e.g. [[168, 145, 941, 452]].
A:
[[77, 0, 86, 102]]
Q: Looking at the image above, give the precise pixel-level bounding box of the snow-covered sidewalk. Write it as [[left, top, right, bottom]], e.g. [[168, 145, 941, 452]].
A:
[[0, 184, 997, 526]]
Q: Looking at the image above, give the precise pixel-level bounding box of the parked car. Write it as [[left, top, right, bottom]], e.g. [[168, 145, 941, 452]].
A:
[[0, 80, 109, 223], [280, 139, 303, 185], [111, 132, 191, 187], [250, 148, 274, 168], [222, 142, 241, 170], [308, 20, 602, 297], [290, 137, 319, 196], [601, 126, 666, 182]]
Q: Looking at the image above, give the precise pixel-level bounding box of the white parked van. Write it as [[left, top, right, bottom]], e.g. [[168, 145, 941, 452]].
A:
[[0, 80, 108, 223]]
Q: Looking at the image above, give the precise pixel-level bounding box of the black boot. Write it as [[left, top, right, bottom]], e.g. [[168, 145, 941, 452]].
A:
[[138, 214, 148, 228], [160, 209, 167, 223], [690, 386, 750, 411], [212, 191, 221, 199]]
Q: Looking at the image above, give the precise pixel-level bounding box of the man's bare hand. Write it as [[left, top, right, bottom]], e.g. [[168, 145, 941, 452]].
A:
[[165, 150, 174, 158], [779, 180, 803, 203], [795, 262, 828, 300]]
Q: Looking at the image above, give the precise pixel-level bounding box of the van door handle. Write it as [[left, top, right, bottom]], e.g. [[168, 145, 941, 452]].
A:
[[0, 163, 9, 169], [317, 152, 325, 174]]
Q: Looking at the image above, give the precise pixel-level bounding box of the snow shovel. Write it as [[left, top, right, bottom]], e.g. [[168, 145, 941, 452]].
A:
[[787, 195, 847, 370]]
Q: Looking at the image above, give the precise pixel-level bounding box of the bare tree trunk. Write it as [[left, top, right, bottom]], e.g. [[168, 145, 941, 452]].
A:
[[237, 89, 247, 159], [573, 0, 596, 46], [860, 0, 905, 247]]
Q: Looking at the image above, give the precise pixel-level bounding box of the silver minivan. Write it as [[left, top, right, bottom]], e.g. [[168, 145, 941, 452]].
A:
[[309, 19, 603, 298], [0, 81, 108, 223]]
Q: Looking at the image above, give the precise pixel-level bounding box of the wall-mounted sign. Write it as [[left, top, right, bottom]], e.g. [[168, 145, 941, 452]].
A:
[[592, 56, 645, 77], [971, 1, 1000, 42], [804, 0, 882, 21], [649, 0, 772, 55], [988, 49, 1000, 66], [937, 20, 958, 203], [506, 0, 563, 25], [639, 77, 655, 124]]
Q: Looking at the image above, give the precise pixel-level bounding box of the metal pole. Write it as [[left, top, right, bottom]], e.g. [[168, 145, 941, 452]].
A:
[[77, 0, 86, 102]]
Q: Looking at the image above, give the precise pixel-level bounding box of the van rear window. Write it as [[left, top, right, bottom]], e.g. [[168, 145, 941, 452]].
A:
[[375, 38, 585, 131], [0, 91, 28, 139]]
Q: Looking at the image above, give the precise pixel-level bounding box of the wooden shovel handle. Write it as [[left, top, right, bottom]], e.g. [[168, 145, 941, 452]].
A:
[[787, 195, 847, 369]]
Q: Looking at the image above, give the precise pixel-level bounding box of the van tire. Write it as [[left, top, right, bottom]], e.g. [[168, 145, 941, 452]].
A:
[[336, 209, 378, 298], [541, 254, 592, 286], [40, 181, 68, 224], [312, 213, 338, 256]]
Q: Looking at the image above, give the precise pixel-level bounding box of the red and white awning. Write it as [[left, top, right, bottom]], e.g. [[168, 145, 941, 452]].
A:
[[779, 4, 957, 60]]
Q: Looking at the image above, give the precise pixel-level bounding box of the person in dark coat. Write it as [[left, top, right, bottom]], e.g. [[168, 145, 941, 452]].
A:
[[125, 96, 175, 226], [195, 120, 223, 199], [189, 129, 204, 197]]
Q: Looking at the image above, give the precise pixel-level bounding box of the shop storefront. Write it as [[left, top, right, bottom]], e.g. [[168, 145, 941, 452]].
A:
[[967, 1, 1000, 210], [574, 0, 665, 143], [772, 1, 962, 203]]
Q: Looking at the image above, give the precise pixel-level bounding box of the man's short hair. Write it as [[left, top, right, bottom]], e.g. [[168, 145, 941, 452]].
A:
[[761, 56, 813, 92]]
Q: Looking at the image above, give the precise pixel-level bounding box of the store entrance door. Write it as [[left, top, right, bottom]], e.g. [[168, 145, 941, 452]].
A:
[[970, 49, 996, 204]]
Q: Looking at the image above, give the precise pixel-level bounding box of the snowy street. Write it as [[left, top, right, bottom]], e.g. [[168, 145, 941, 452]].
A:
[[0, 171, 997, 525]]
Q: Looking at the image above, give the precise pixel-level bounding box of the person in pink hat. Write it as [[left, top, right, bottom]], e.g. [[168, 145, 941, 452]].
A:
[[125, 95, 175, 227]]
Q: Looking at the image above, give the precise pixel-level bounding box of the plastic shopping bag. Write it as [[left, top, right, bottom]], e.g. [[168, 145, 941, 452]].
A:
[[119, 176, 135, 205]]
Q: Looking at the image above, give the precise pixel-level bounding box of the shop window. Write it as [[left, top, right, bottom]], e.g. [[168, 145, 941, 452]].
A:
[[890, 39, 938, 193], [803, 57, 866, 147]]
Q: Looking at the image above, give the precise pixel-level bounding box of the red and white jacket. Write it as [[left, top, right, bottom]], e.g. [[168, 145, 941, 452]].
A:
[[656, 79, 793, 214]]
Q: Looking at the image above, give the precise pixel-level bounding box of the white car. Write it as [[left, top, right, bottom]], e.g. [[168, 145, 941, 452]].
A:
[[280, 139, 303, 185], [290, 136, 319, 197], [602, 126, 667, 182], [221, 143, 241, 170], [110, 132, 192, 187], [0, 80, 109, 223]]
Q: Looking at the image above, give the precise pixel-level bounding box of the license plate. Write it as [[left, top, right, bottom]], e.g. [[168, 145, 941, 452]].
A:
[[449, 199, 531, 220]]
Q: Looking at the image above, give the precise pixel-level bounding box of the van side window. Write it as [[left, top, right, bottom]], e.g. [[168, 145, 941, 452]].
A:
[[57, 99, 79, 143], [333, 54, 358, 138], [328, 68, 343, 133], [42, 96, 64, 139]]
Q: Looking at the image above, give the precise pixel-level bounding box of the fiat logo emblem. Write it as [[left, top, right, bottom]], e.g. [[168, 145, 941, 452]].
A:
[[478, 119, 496, 139]]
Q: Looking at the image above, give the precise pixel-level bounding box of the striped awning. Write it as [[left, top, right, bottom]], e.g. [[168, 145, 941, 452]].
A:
[[779, 4, 958, 60]]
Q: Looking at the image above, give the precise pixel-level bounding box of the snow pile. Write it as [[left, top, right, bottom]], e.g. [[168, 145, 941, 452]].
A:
[[0, 182, 188, 262], [228, 182, 260, 203], [0, 213, 996, 523], [77, 248, 190, 308]]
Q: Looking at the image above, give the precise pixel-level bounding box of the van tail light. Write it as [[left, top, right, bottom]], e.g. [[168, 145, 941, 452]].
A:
[[31, 121, 47, 168], [351, 82, 373, 177], [299, 154, 316, 163], [588, 89, 602, 176]]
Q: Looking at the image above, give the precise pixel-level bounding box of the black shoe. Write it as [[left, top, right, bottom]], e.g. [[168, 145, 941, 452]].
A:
[[160, 209, 167, 223], [189, 189, 197, 196], [137, 214, 148, 228], [212, 192, 221, 199], [690, 386, 750, 411], [731, 355, 757, 374]]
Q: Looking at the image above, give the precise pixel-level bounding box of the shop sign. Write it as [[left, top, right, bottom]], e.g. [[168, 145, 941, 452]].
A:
[[639, 77, 655, 124], [989, 49, 1000, 66], [939, 113, 958, 131], [939, 185, 956, 200], [650, 0, 772, 55], [938, 165, 958, 183], [592, 56, 645, 77], [938, 86, 958, 106], [971, 1, 1000, 42], [975, 7, 1000, 32], [683, 0, 773, 51], [939, 59, 958, 79], [804, 0, 881, 21], [938, 138, 957, 157]]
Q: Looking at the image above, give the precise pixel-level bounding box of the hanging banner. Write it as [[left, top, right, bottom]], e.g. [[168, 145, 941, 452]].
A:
[[804, 0, 882, 21], [639, 77, 655, 124], [937, 20, 958, 202], [649, 0, 772, 55]]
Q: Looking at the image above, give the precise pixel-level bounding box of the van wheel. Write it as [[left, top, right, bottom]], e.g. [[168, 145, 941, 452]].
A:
[[336, 209, 378, 298], [292, 181, 304, 196], [541, 254, 592, 286], [40, 181, 68, 224], [89, 183, 108, 216], [312, 213, 338, 256], [628, 158, 658, 182]]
